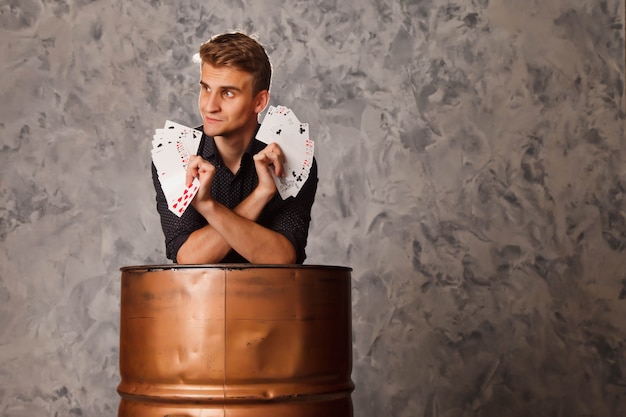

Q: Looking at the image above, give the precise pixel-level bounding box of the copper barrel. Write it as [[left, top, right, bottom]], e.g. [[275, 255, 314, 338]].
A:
[[117, 264, 354, 417]]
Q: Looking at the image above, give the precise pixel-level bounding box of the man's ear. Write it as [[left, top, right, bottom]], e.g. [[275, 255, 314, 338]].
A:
[[254, 90, 270, 114]]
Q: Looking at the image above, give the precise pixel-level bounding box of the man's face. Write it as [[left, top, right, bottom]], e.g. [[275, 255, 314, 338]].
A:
[[198, 63, 265, 139]]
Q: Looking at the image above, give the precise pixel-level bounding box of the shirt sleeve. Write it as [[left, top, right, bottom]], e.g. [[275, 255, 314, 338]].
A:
[[152, 163, 207, 262], [263, 158, 319, 264]]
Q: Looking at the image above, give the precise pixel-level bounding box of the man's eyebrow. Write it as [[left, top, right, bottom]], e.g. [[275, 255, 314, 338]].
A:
[[198, 80, 242, 92]]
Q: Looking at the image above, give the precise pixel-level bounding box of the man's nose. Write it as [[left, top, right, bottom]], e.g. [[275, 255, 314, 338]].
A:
[[203, 92, 220, 112]]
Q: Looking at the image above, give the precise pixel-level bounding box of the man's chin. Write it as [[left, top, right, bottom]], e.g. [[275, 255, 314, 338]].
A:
[[203, 126, 224, 137]]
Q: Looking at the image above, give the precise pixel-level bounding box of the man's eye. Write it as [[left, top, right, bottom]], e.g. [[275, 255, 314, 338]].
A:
[[224, 91, 234, 98]]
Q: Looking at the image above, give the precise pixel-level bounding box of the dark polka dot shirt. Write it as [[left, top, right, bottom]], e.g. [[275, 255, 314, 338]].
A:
[[152, 126, 318, 264]]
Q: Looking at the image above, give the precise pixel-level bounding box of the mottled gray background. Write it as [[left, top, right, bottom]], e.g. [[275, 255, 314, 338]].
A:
[[1, 0, 625, 416]]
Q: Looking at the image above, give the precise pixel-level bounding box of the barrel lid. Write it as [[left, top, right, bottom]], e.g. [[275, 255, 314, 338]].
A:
[[120, 264, 353, 272]]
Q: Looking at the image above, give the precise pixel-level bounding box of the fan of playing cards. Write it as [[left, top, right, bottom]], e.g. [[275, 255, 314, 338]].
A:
[[151, 120, 202, 217], [151, 106, 314, 217], [255, 105, 314, 199]]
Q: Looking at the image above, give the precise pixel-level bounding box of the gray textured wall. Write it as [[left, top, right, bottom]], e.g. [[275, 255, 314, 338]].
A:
[[1, 0, 625, 416]]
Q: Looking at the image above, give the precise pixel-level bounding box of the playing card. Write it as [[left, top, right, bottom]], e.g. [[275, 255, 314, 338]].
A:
[[257, 106, 299, 140], [169, 179, 200, 216], [164, 120, 202, 158], [151, 121, 202, 216], [256, 106, 314, 199]]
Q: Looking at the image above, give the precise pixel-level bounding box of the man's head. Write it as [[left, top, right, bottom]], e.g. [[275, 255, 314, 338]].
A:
[[198, 32, 272, 97]]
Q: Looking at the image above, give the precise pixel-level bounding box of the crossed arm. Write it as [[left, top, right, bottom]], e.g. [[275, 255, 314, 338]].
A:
[[175, 143, 296, 265]]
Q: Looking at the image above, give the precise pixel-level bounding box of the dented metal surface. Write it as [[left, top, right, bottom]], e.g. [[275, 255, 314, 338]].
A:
[[117, 265, 353, 416]]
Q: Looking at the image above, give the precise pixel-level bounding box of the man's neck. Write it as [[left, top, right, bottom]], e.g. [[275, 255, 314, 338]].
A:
[[213, 122, 258, 174]]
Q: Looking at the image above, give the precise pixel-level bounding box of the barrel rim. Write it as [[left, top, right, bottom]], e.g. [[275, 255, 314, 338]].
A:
[[120, 264, 353, 273]]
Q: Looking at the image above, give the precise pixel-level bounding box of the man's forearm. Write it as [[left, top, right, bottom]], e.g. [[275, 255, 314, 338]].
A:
[[176, 188, 279, 264], [195, 198, 296, 264], [175, 223, 231, 264]]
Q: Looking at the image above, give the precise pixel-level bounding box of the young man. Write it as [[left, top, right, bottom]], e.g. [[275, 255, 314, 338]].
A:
[[152, 32, 318, 264]]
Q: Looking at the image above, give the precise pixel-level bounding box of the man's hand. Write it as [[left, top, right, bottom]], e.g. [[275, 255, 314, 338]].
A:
[[253, 142, 286, 198], [187, 155, 216, 206]]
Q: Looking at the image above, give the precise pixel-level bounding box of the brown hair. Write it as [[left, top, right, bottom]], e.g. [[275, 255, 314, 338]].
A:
[[198, 32, 272, 96]]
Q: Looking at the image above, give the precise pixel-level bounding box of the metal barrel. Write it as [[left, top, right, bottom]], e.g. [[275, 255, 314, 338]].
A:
[[117, 264, 354, 417]]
